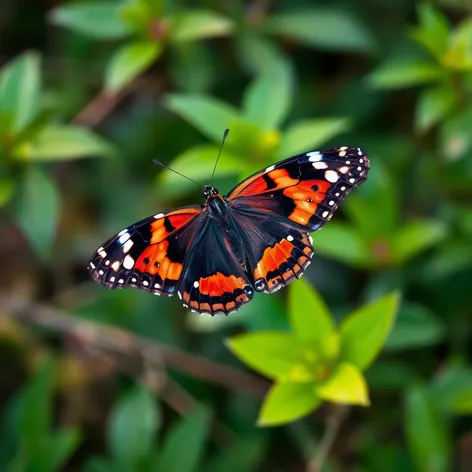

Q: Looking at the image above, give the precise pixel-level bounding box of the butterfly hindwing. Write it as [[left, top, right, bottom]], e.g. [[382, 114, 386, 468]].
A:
[[227, 146, 369, 232], [176, 217, 254, 315], [88, 206, 202, 295]]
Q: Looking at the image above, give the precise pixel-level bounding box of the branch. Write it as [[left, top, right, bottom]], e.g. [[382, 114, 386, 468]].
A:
[[307, 405, 349, 472], [0, 294, 269, 397]]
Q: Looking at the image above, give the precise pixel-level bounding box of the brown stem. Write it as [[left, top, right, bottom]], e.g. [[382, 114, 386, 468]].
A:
[[0, 294, 269, 397], [307, 405, 350, 472]]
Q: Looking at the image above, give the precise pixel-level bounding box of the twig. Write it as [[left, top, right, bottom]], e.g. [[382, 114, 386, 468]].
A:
[[307, 405, 350, 472], [0, 294, 269, 397]]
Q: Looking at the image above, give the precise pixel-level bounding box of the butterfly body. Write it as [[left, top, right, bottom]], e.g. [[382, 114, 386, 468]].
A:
[[88, 146, 370, 315]]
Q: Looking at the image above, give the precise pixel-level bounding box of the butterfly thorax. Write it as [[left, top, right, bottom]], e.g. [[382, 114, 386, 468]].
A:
[[205, 187, 230, 218]]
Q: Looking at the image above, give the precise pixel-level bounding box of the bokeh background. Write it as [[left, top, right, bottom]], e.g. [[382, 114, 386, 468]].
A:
[[1, 0, 472, 471]]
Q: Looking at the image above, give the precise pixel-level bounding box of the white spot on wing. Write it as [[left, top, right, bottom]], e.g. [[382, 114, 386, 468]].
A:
[[307, 151, 322, 162], [98, 250, 107, 258], [99, 270, 104, 275], [265, 164, 275, 172], [105, 260, 110, 266], [118, 279, 124, 284], [349, 178, 356, 183], [329, 200, 335, 206], [154, 213, 164, 219], [339, 146, 348, 151], [339, 166, 349, 174], [90, 262, 95, 269], [118, 229, 128, 237], [178, 291, 182, 300], [154, 283, 161, 289], [110, 276, 115, 283], [313, 162, 328, 170], [142, 280, 149, 286], [118, 232, 130, 244], [122, 239, 133, 253], [111, 261, 120, 272], [308, 234, 313, 245], [287, 234, 294, 242], [322, 211, 329, 218], [123, 255, 135, 270], [324, 170, 339, 183], [193, 281, 199, 288]]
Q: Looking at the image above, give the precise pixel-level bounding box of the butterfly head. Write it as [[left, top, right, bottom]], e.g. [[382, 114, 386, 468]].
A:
[[203, 185, 219, 199]]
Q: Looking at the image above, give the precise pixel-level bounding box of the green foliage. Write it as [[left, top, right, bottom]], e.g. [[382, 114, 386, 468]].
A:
[[3, 2, 472, 471], [227, 281, 398, 426]]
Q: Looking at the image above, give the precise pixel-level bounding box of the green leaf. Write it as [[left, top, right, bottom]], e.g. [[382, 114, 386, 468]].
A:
[[415, 86, 455, 132], [156, 144, 241, 198], [0, 178, 15, 207], [385, 303, 445, 351], [242, 61, 293, 130], [108, 384, 159, 467], [40, 428, 82, 472], [265, 9, 374, 52], [164, 94, 241, 142], [312, 222, 374, 268], [15, 167, 60, 258], [316, 363, 370, 406], [171, 10, 234, 42], [236, 34, 287, 75], [106, 41, 163, 92], [367, 60, 444, 89], [288, 279, 338, 361], [339, 292, 399, 370], [49, 2, 131, 39], [429, 364, 472, 415], [157, 406, 210, 472], [12, 125, 113, 161], [258, 381, 320, 426], [405, 386, 450, 472], [16, 358, 57, 456], [226, 332, 307, 381], [0, 51, 41, 136], [391, 220, 447, 264], [275, 118, 350, 158], [440, 108, 472, 160], [409, 3, 451, 59]]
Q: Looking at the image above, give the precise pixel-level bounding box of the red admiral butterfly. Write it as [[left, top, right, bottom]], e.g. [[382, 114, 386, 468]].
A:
[[88, 145, 369, 315]]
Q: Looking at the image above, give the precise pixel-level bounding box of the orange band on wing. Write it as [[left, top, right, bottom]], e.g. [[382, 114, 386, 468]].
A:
[[254, 238, 295, 280], [198, 272, 247, 297], [150, 209, 199, 245], [232, 168, 299, 197]]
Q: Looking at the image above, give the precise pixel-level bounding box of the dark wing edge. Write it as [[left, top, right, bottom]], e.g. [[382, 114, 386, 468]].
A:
[[227, 146, 370, 232], [88, 205, 203, 296]]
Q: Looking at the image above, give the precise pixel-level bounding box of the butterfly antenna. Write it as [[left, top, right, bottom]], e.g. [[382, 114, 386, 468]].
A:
[[211, 128, 230, 183], [152, 159, 200, 187]]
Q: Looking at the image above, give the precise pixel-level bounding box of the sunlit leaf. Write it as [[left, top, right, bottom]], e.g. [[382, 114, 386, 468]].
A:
[[416, 86, 455, 132], [242, 61, 293, 130], [312, 222, 374, 268], [226, 332, 306, 380], [288, 279, 338, 361], [49, 2, 131, 39], [165, 94, 241, 142], [405, 386, 450, 472], [106, 41, 163, 92], [258, 381, 320, 426], [108, 385, 160, 467], [157, 406, 210, 472], [391, 220, 447, 264], [12, 125, 114, 161], [40, 428, 82, 472], [316, 363, 370, 406], [0, 51, 41, 135], [367, 60, 444, 89], [171, 10, 234, 42], [339, 292, 399, 370], [385, 303, 445, 351], [265, 9, 375, 52], [15, 167, 60, 258], [275, 118, 350, 159]]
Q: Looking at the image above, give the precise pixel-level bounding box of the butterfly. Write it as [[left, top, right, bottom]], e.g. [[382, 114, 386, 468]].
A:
[[88, 146, 369, 315]]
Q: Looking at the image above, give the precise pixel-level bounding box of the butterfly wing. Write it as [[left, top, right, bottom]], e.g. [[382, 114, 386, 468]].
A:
[[176, 217, 254, 315], [227, 146, 369, 231], [226, 146, 369, 292], [88, 206, 203, 295]]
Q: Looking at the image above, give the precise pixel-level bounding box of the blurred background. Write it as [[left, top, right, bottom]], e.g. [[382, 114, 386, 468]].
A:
[[1, 0, 472, 471]]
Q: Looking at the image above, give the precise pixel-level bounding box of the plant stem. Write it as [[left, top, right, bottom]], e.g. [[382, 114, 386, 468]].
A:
[[307, 405, 350, 472]]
